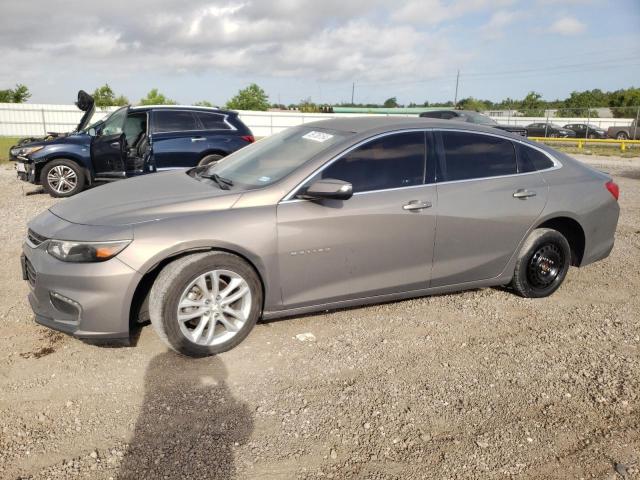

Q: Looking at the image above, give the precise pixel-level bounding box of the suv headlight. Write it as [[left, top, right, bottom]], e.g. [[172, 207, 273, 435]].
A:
[[11, 146, 44, 157], [47, 239, 131, 263]]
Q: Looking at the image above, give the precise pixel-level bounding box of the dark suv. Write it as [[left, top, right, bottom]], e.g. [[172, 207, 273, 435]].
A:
[[10, 91, 254, 197]]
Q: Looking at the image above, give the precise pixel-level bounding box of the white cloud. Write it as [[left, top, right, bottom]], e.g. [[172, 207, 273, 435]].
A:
[[479, 10, 523, 39], [393, 0, 514, 25], [548, 16, 586, 35]]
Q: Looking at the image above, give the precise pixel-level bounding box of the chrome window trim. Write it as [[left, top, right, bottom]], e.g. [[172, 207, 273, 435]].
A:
[[280, 127, 561, 203], [151, 109, 236, 134]]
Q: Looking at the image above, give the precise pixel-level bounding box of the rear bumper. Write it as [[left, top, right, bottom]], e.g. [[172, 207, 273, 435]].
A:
[[22, 242, 142, 340]]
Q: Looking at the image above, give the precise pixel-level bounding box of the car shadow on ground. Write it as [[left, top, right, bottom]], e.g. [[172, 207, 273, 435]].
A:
[[117, 351, 254, 480]]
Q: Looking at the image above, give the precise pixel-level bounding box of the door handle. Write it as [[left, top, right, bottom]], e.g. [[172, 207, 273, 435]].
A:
[[191, 137, 206, 142], [403, 200, 432, 211], [110, 141, 120, 148], [513, 189, 537, 199]]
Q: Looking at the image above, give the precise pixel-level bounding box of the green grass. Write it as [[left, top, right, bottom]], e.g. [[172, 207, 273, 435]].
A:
[[552, 144, 640, 158], [0, 137, 20, 163]]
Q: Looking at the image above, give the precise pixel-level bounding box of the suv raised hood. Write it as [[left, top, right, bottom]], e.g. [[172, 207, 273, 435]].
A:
[[75, 90, 95, 132]]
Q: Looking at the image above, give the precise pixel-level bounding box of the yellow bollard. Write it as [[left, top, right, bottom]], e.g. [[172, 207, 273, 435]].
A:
[[621, 141, 626, 152]]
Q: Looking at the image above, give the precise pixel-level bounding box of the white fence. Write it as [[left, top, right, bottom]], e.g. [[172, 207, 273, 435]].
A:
[[0, 102, 635, 138]]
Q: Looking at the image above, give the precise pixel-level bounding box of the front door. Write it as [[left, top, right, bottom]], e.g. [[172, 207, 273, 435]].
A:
[[277, 131, 437, 308], [431, 130, 548, 287], [91, 106, 128, 174]]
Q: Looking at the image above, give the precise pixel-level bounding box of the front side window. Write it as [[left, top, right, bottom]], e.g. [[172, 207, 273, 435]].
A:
[[101, 107, 128, 136], [439, 131, 516, 181], [320, 131, 426, 193], [195, 112, 230, 130], [153, 111, 198, 133]]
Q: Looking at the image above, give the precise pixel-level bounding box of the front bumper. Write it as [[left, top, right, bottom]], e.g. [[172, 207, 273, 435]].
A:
[[22, 241, 142, 340], [13, 158, 37, 183]]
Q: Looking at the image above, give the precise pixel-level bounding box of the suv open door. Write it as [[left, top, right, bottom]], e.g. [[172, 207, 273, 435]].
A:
[[90, 106, 129, 178]]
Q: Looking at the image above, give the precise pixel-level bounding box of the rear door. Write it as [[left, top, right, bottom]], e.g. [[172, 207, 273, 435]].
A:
[[90, 106, 128, 174], [149, 110, 203, 169], [276, 131, 437, 308], [431, 130, 548, 287]]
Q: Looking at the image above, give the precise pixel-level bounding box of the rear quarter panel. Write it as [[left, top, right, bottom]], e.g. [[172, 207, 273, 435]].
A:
[[538, 154, 619, 266]]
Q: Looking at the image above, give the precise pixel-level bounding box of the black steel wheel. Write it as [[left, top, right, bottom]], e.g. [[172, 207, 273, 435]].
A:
[[511, 228, 571, 298]]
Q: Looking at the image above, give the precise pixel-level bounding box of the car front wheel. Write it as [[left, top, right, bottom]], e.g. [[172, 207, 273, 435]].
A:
[[510, 228, 571, 298], [616, 132, 629, 140], [197, 154, 224, 167], [149, 252, 262, 357], [41, 159, 86, 197]]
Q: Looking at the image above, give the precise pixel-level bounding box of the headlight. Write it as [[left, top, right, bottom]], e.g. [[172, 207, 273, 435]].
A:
[[47, 239, 131, 263], [11, 146, 44, 157]]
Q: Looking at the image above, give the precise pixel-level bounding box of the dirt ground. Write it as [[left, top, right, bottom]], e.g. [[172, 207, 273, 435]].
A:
[[0, 155, 638, 480]]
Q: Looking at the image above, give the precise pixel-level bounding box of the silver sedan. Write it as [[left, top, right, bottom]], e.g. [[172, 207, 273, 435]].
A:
[[22, 117, 620, 356]]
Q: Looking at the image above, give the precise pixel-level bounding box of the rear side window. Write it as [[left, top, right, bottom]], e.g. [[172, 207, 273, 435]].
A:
[[321, 132, 426, 193], [439, 131, 516, 181], [153, 111, 198, 133], [195, 112, 231, 130], [517, 143, 555, 172]]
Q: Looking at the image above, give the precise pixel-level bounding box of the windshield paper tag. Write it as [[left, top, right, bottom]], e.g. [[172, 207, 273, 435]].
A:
[[303, 131, 334, 142]]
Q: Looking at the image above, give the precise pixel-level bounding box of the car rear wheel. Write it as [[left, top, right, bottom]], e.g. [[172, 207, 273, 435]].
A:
[[197, 154, 224, 167], [510, 228, 571, 298], [149, 252, 262, 357], [588, 133, 596, 139], [616, 132, 629, 140], [40, 159, 86, 197]]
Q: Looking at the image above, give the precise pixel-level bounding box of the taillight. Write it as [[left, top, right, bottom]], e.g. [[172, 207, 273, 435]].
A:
[[605, 180, 619, 200], [241, 135, 255, 143]]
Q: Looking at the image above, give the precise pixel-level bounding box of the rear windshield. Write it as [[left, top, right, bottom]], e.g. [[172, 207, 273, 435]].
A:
[[201, 127, 350, 189]]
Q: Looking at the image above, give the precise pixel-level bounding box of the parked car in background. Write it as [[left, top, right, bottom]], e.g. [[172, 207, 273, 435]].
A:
[[526, 123, 576, 138], [419, 110, 528, 136], [22, 117, 619, 357], [10, 91, 254, 197], [563, 123, 607, 139], [607, 119, 640, 140]]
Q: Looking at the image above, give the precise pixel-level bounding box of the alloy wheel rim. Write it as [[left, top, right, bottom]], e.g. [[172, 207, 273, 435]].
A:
[[176, 269, 252, 346], [526, 243, 564, 289], [47, 165, 77, 193]]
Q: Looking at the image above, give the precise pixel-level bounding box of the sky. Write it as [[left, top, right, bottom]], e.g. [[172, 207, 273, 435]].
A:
[[1, 0, 639, 106]]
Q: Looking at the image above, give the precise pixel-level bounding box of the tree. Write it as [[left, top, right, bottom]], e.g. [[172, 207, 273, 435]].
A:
[[92, 83, 129, 107], [139, 88, 177, 105], [609, 87, 640, 118], [298, 97, 319, 113], [457, 97, 489, 112], [225, 84, 269, 111], [518, 91, 545, 117], [0, 83, 31, 103], [194, 100, 214, 107], [383, 97, 399, 108]]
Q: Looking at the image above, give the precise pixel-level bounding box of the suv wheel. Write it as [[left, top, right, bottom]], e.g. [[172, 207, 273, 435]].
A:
[[41, 159, 85, 197], [149, 252, 262, 357], [197, 154, 224, 167], [511, 228, 571, 298], [616, 132, 629, 140]]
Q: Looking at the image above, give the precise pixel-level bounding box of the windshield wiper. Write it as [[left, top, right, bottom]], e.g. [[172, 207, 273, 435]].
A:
[[199, 172, 234, 190]]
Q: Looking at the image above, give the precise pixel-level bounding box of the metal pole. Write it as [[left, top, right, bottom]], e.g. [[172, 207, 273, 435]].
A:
[[351, 82, 355, 105], [634, 106, 639, 140], [585, 106, 591, 139], [41, 108, 47, 135], [454, 70, 460, 107], [544, 110, 550, 138]]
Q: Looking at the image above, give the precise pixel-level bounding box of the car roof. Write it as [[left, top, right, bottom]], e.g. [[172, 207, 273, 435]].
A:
[[302, 115, 516, 136], [129, 105, 237, 116]]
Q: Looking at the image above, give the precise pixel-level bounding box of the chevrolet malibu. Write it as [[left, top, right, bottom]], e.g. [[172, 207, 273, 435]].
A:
[[22, 117, 620, 357]]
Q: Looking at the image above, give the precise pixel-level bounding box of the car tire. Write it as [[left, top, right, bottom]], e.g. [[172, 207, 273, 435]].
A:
[[616, 132, 629, 140], [149, 251, 262, 357], [588, 133, 596, 139], [510, 228, 571, 298], [197, 154, 224, 167], [40, 159, 85, 198], [549, 133, 559, 138]]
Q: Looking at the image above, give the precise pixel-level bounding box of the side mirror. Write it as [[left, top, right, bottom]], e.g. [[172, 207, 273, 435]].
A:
[[88, 127, 96, 137], [298, 179, 353, 201]]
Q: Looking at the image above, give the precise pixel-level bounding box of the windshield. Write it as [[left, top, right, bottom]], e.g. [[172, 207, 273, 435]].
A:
[[466, 112, 497, 125], [199, 126, 350, 189]]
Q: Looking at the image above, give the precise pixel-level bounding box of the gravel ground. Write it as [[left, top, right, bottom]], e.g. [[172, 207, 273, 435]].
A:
[[0, 155, 638, 479]]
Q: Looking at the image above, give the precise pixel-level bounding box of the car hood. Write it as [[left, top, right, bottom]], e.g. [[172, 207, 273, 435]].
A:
[[49, 170, 243, 226]]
